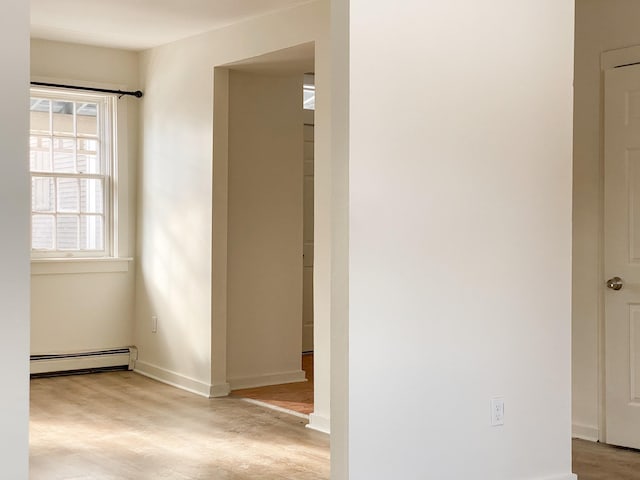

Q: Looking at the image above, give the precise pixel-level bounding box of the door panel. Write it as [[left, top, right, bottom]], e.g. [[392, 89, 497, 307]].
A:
[[302, 109, 314, 352], [604, 63, 640, 449]]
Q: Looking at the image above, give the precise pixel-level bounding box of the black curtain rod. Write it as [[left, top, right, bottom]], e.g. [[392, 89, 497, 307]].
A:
[[30, 81, 143, 98]]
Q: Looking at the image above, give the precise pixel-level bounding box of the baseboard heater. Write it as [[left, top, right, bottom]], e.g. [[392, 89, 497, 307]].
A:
[[30, 346, 138, 377]]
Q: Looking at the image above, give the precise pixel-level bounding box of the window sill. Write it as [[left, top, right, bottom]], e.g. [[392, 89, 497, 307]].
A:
[[31, 257, 133, 275]]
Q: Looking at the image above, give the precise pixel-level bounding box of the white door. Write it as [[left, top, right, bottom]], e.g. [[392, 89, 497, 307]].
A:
[[302, 109, 314, 352], [604, 63, 640, 449]]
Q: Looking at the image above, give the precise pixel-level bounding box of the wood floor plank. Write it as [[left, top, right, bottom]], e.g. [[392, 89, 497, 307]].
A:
[[573, 438, 640, 479], [35, 371, 639, 479], [30, 371, 329, 480], [231, 354, 314, 416]]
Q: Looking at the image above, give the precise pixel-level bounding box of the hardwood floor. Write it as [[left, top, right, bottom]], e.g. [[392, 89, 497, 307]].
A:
[[33, 370, 639, 480], [30, 371, 329, 480], [231, 354, 314, 416], [573, 438, 640, 479]]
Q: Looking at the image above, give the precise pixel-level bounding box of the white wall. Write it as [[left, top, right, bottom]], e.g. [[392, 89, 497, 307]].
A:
[[0, 0, 30, 476], [30, 39, 138, 355], [572, 0, 640, 441], [347, 1, 575, 479], [226, 70, 304, 387], [136, 0, 331, 412]]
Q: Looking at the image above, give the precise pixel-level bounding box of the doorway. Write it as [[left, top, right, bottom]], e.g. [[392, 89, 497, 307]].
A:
[[212, 43, 320, 420], [573, 5, 640, 475]]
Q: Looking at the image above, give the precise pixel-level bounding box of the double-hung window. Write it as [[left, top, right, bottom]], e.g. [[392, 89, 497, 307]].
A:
[[29, 89, 116, 258]]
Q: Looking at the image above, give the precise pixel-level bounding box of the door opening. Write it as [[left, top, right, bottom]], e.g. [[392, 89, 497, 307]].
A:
[[214, 44, 319, 420]]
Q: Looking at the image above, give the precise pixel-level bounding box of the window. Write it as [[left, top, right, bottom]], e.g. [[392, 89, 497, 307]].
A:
[[29, 89, 116, 258], [303, 73, 315, 110]]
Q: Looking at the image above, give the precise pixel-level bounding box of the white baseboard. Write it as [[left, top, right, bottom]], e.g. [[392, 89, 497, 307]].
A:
[[572, 423, 599, 442], [210, 382, 231, 398], [538, 475, 577, 480], [229, 369, 306, 390], [31, 347, 135, 374], [306, 412, 330, 434], [134, 360, 213, 398]]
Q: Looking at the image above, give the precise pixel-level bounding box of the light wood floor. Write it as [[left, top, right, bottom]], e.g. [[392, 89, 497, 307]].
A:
[[30, 371, 329, 480], [32, 371, 640, 479], [573, 438, 640, 479], [231, 354, 314, 415]]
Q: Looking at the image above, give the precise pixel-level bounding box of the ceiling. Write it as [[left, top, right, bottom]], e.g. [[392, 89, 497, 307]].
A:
[[30, 0, 313, 51]]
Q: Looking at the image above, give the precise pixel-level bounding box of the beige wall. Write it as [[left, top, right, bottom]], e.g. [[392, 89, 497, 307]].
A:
[[347, 0, 574, 478], [311, 2, 332, 434], [226, 70, 304, 387], [29, 39, 139, 355], [572, 0, 640, 441], [330, 0, 349, 472], [136, 0, 331, 423], [0, 0, 30, 475]]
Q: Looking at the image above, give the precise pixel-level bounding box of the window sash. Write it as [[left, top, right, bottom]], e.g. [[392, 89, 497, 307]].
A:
[[29, 88, 115, 258]]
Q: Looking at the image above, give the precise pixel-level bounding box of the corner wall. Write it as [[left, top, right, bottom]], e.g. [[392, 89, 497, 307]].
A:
[[572, 0, 640, 441], [347, 1, 575, 478], [136, 0, 331, 411], [0, 0, 30, 476]]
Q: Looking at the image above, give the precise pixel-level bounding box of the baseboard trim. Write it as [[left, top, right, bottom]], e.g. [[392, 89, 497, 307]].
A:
[[538, 475, 577, 480], [306, 412, 330, 434], [134, 360, 212, 398], [572, 423, 599, 442], [229, 370, 306, 390], [210, 382, 231, 398]]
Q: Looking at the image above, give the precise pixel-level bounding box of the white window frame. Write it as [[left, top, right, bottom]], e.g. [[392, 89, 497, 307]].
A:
[[29, 87, 118, 259]]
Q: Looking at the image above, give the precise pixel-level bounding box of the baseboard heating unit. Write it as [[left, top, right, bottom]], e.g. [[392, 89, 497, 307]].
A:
[[30, 346, 138, 377]]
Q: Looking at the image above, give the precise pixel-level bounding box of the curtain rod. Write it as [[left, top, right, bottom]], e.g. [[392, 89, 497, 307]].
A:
[[30, 81, 143, 98]]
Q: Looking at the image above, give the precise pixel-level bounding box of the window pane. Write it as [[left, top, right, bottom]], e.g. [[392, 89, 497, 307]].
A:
[[76, 103, 97, 136], [57, 178, 80, 213], [303, 88, 315, 110], [80, 179, 104, 214], [77, 153, 100, 174], [30, 136, 52, 172], [78, 138, 98, 154], [32, 177, 55, 212], [77, 137, 99, 174], [57, 215, 79, 250], [30, 99, 50, 134], [80, 215, 104, 251], [53, 137, 75, 173], [52, 101, 74, 135], [32, 215, 54, 250]]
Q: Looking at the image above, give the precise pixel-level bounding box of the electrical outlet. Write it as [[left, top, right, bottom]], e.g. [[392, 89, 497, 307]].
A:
[[491, 397, 504, 426], [151, 315, 158, 333]]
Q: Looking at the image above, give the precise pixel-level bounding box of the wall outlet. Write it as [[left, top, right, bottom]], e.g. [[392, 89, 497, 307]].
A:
[[151, 315, 158, 333], [491, 397, 504, 426]]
